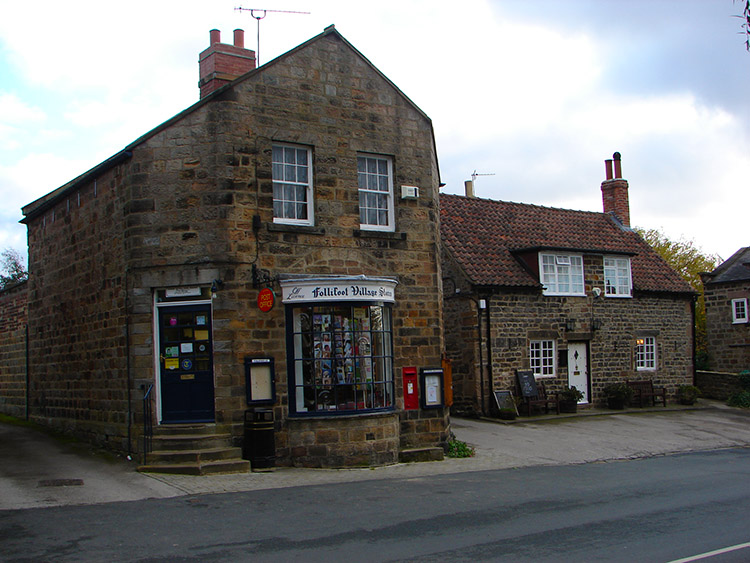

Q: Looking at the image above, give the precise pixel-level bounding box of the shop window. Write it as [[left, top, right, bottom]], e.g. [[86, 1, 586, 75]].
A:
[[272, 144, 313, 225], [635, 336, 656, 370], [288, 303, 394, 414], [358, 154, 394, 231], [530, 339, 555, 377]]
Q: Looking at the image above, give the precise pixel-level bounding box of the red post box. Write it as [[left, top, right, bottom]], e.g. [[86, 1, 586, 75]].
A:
[[403, 367, 418, 410]]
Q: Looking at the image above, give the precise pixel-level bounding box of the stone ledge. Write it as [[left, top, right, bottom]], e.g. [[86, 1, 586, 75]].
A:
[[398, 447, 444, 463]]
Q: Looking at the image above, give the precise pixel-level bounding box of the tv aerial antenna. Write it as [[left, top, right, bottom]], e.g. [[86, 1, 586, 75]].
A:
[[235, 7, 310, 65], [471, 170, 496, 183]]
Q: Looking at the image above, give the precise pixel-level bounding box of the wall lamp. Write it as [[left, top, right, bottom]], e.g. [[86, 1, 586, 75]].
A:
[[592, 319, 603, 331], [565, 318, 576, 332], [211, 279, 224, 299]]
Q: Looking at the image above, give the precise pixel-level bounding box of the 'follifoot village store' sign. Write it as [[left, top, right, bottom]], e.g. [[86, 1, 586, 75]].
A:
[[280, 277, 397, 304]]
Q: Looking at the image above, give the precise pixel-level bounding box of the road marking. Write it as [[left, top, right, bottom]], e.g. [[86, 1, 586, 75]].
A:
[[668, 542, 750, 563]]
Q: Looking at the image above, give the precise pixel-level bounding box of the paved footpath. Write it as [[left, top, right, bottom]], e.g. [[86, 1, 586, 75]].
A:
[[2, 402, 749, 510]]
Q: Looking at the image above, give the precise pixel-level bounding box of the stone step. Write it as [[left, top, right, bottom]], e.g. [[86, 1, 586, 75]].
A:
[[138, 458, 250, 476], [152, 423, 232, 437], [399, 447, 445, 463], [151, 433, 233, 451], [144, 447, 244, 466]]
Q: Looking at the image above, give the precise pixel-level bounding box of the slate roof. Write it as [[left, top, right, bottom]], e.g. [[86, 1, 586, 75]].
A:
[[440, 193, 694, 294], [703, 247, 750, 285]]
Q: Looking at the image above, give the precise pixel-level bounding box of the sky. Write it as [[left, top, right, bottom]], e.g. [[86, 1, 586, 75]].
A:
[[1, 0, 748, 264]]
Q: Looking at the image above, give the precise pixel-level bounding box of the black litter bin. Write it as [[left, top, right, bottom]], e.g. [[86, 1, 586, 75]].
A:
[[243, 408, 275, 470]]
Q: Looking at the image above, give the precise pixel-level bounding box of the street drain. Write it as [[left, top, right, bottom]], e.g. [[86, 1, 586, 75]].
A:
[[37, 479, 84, 487]]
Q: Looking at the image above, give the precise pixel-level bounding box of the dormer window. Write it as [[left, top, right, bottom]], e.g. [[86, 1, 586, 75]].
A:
[[540, 253, 585, 296], [604, 256, 632, 298]]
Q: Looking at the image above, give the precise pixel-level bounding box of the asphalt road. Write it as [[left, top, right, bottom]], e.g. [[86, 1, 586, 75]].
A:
[[1, 448, 749, 562]]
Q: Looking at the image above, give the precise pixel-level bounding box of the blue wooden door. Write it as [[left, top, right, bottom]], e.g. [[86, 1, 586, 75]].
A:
[[158, 304, 215, 423]]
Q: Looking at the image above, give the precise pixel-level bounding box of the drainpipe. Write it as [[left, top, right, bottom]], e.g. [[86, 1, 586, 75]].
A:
[[478, 296, 493, 417], [477, 299, 485, 416], [691, 296, 697, 385], [25, 325, 29, 420], [125, 269, 133, 458]]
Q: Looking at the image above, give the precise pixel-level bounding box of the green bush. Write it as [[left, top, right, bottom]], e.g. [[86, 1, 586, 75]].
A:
[[446, 439, 475, 458], [738, 370, 750, 391], [727, 390, 750, 409]]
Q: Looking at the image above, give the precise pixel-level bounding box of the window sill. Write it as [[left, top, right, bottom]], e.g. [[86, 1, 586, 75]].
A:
[[354, 229, 407, 241], [268, 223, 325, 235], [288, 408, 396, 420]]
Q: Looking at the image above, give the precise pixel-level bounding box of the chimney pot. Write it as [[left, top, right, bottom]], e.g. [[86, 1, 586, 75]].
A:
[[605, 159, 613, 180], [613, 152, 622, 179], [234, 29, 244, 48], [464, 180, 475, 198], [210, 29, 221, 45]]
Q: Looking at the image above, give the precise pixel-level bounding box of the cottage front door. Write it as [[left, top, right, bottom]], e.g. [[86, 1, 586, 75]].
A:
[[567, 342, 589, 404], [157, 304, 215, 423]]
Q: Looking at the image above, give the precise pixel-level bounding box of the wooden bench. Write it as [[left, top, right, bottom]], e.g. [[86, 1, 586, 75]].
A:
[[522, 382, 560, 416], [627, 380, 666, 407]]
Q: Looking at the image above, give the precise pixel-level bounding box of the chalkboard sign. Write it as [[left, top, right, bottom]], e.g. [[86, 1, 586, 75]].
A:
[[516, 369, 538, 398], [493, 390, 518, 414]]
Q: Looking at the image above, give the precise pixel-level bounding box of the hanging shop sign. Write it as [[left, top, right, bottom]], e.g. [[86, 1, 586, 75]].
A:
[[279, 276, 398, 304], [258, 287, 275, 312]]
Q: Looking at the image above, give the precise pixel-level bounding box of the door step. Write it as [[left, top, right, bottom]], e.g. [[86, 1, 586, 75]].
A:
[[138, 424, 250, 475]]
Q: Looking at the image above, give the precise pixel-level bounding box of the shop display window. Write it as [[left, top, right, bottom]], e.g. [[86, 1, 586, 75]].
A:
[[288, 303, 394, 414]]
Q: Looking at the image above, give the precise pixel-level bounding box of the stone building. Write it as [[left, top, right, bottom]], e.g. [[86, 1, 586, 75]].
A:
[[441, 154, 695, 415], [0, 280, 28, 419], [9, 26, 449, 470], [701, 247, 750, 374]]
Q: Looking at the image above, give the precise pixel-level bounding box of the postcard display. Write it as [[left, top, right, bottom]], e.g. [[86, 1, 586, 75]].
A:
[[293, 305, 392, 413]]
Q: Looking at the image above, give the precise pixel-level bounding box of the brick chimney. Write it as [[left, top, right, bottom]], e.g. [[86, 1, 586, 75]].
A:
[[199, 29, 256, 99], [601, 152, 630, 227]]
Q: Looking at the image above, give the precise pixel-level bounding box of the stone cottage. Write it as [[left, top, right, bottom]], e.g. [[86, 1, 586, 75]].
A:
[[702, 247, 750, 374], [441, 154, 695, 415], [9, 26, 450, 471]]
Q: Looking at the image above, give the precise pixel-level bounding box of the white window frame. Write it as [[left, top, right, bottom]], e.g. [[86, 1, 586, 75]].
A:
[[539, 253, 585, 296], [357, 154, 395, 232], [272, 143, 314, 226], [604, 256, 632, 298], [530, 339, 556, 378], [635, 336, 657, 371], [732, 298, 748, 324]]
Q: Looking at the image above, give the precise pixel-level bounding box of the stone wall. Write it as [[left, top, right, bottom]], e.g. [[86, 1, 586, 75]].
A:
[[444, 251, 694, 413], [0, 281, 28, 418], [24, 161, 131, 450], [704, 281, 750, 373], [284, 412, 400, 467], [695, 370, 743, 400]]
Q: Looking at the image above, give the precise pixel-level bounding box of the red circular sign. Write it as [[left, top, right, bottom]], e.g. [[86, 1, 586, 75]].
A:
[[257, 288, 275, 312]]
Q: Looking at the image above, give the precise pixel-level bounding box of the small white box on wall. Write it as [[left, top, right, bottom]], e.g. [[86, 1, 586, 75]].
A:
[[401, 185, 419, 199]]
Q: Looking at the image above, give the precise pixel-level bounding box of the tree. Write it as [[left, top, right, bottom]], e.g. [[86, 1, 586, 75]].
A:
[[634, 228, 721, 369], [0, 248, 28, 290], [736, 0, 750, 51]]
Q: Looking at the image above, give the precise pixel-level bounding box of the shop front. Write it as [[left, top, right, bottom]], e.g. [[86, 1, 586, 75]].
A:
[[278, 275, 403, 467]]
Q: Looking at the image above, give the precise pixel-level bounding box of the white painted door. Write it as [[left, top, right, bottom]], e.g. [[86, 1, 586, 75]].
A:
[[567, 342, 589, 404]]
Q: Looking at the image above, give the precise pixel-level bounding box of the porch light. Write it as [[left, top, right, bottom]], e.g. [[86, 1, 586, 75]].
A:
[[211, 279, 223, 299], [565, 318, 575, 332]]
